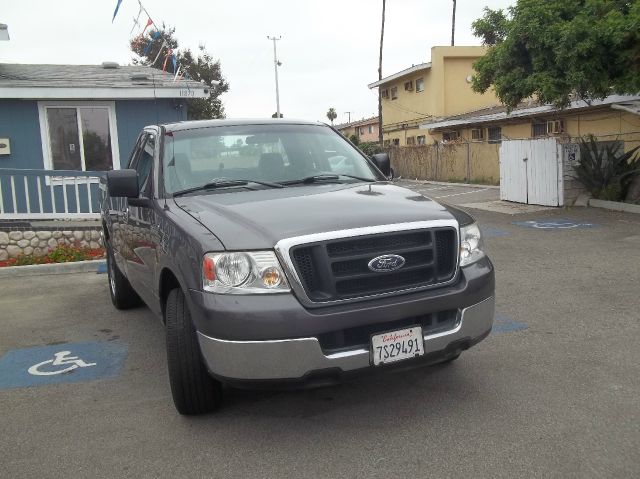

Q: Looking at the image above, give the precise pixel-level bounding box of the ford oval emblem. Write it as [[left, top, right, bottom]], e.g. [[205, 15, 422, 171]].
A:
[[368, 254, 406, 273]]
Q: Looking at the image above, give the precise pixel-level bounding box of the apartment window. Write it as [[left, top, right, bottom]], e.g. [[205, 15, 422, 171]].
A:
[[415, 78, 424, 93], [392, 138, 400, 146], [381, 89, 389, 99], [406, 136, 415, 145], [391, 87, 398, 100], [471, 128, 485, 141], [417, 135, 426, 145], [360, 127, 365, 135], [368, 125, 373, 134], [546, 120, 565, 135], [488, 126, 502, 144], [442, 131, 460, 142], [404, 80, 413, 91], [532, 122, 547, 138]]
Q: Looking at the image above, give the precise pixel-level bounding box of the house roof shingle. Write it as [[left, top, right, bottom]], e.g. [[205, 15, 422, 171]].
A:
[[420, 95, 640, 131], [0, 63, 209, 99]]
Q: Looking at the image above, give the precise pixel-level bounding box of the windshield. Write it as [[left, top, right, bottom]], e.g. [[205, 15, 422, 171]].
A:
[[162, 123, 380, 194]]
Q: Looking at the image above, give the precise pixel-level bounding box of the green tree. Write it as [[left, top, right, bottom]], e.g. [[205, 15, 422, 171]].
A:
[[326, 108, 337, 125], [471, 1, 640, 109], [130, 26, 229, 119]]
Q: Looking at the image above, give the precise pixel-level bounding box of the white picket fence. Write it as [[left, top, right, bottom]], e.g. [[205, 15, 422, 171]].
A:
[[0, 168, 105, 220]]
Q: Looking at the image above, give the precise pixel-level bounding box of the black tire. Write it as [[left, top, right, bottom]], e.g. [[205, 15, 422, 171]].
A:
[[106, 241, 141, 310], [165, 288, 222, 415]]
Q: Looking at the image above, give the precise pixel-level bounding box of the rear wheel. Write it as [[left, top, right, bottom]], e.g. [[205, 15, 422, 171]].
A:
[[165, 287, 222, 415], [106, 240, 141, 310]]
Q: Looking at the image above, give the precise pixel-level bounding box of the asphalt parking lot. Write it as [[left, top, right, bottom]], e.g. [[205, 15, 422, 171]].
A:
[[1, 183, 639, 478]]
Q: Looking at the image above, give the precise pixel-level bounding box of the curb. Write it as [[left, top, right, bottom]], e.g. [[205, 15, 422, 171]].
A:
[[397, 179, 500, 190], [0, 260, 106, 278], [588, 199, 640, 214]]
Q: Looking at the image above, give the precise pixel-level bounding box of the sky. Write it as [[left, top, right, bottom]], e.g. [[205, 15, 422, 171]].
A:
[[1, 0, 515, 123]]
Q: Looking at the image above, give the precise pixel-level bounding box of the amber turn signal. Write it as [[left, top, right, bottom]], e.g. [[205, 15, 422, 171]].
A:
[[203, 256, 216, 281]]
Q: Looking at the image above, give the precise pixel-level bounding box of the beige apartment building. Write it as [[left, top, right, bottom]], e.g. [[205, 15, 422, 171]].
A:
[[335, 116, 379, 143], [368, 46, 499, 146], [421, 95, 640, 153]]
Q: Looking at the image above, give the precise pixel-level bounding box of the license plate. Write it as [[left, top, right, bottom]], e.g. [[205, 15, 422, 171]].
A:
[[371, 326, 424, 366]]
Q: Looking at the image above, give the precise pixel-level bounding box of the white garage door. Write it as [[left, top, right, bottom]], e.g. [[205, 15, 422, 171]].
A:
[[499, 138, 563, 206]]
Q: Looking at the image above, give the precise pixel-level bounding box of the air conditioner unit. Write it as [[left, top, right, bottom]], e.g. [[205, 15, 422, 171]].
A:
[[546, 120, 564, 135]]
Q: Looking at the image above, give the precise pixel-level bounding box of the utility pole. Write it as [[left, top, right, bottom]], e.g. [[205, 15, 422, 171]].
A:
[[345, 112, 352, 123], [267, 36, 282, 118], [378, 0, 386, 144], [451, 0, 457, 46]]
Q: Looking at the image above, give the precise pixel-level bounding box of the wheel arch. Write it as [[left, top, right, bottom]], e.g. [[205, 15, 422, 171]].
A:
[[159, 266, 186, 322]]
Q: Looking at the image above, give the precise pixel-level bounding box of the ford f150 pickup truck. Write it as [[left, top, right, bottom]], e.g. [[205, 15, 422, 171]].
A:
[[102, 119, 494, 415]]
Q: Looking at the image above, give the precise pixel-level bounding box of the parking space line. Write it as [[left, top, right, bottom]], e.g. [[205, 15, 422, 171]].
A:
[[433, 188, 489, 199]]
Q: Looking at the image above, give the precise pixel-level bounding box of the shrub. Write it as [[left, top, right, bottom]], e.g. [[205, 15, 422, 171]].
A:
[[358, 141, 384, 156], [0, 244, 105, 268], [574, 136, 640, 201]]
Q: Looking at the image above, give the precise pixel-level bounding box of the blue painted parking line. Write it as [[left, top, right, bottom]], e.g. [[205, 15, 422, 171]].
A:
[[480, 226, 509, 238], [512, 218, 597, 230], [0, 341, 127, 390], [492, 314, 528, 335], [96, 262, 107, 274]]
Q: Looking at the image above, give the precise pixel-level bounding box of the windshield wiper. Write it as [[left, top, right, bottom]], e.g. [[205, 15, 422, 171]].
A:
[[281, 174, 376, 185], [173, 178, 284, 197]]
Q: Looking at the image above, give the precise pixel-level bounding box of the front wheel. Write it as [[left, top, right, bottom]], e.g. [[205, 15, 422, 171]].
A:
[[106, 240, 141, 310], [165, 288, 222, 415]]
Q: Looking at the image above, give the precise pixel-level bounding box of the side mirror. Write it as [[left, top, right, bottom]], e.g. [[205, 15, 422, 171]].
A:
[[107, 169, 139, 198], [371, 153, 393, 178]]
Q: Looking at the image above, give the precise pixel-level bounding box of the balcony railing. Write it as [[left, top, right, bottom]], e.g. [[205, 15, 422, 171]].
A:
[[0, 168, 105, 220]]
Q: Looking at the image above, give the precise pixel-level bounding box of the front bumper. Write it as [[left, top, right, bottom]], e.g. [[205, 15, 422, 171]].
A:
[[197, 295, 494, 382]]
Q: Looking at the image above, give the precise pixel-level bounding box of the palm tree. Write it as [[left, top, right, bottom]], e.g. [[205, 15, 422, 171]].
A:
[[326, 108, 337, 125], [378, 0, 386, 144]]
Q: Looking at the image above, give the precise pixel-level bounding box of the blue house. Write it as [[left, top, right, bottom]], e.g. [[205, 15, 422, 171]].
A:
[[0, 62, 207, 219]]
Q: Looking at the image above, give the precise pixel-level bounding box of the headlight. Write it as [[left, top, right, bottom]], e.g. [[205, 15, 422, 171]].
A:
[[202, 251, 290, 294], [459, 223, 485, 266]]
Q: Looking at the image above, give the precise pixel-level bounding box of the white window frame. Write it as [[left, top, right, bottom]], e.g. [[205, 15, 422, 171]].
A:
[[471, 128, 485, 142], [415, 78, 425, 93], [37, 101, 121, 181]]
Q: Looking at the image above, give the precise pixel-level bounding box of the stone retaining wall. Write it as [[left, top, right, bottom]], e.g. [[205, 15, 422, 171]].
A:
[[0, 227, 103, 261]]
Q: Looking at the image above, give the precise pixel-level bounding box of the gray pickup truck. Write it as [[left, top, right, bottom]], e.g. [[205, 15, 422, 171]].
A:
[[102, 119, 494, 415]]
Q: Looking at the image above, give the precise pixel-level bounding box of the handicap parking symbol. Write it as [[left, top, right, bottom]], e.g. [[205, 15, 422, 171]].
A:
[[512, 218, 597, 230], [0, 341, 127, 390], [492, 313, 528, 335]]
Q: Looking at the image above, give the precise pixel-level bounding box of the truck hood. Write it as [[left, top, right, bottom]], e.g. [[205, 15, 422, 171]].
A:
[[174, 183, 455, 250]]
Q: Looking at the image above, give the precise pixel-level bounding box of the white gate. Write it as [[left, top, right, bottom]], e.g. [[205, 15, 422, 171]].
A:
[[499, 138, 563, 206]]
